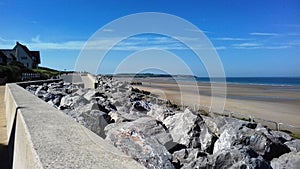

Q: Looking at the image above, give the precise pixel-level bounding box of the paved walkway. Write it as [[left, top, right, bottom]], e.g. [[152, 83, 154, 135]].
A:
[[0, 85, 9, 169]]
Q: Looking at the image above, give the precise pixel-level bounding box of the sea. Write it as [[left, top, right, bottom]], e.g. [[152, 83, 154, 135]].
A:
[[195, 77, 300, 86]]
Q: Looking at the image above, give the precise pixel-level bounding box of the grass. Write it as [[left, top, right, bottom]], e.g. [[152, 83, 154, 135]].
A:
[[32, 66, 59, 79], [0, 62, 60, 83]]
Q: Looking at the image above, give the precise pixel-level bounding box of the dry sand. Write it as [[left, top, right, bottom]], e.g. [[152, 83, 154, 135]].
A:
[[128, 77, 300, 128]]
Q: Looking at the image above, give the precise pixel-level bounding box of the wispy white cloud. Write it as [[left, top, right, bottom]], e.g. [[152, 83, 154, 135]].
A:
[[232, 42, 290, 49], [249, 32, 279, 36], [0, 35, 225, 51], [233, 43, 262, 47], [214, 37, 249, 41]]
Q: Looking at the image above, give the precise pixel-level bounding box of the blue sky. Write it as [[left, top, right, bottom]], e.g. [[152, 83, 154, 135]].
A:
[[0, 0, 300, 77]]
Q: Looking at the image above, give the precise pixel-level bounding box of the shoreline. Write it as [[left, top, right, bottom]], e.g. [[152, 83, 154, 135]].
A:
[[126, 77, 300, 127]]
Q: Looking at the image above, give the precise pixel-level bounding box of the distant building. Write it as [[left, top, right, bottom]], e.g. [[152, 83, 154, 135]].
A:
[[0, 42, 40, 69]]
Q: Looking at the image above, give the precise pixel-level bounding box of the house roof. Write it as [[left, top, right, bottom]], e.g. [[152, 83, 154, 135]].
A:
[[0, 42, 41, 65], [15, 42, 41, 64]]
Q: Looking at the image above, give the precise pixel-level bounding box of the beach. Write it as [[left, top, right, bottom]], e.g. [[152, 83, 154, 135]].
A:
[[127, 77, 300, 127]]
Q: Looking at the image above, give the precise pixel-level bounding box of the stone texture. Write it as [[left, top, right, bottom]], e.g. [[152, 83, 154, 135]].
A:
[[105, 117, 174, 169], [271, 152, 300, 169], [163, 109, 217, 153]]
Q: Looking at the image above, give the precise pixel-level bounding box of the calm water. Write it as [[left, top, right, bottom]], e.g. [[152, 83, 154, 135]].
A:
[[195, 77, 300, 86]]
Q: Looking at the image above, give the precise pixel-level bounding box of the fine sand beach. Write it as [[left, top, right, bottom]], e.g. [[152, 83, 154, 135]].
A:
[[127, 77, 300, 128]]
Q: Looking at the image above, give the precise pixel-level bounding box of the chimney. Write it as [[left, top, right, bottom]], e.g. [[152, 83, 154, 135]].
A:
[[16, 41, 20, 45]]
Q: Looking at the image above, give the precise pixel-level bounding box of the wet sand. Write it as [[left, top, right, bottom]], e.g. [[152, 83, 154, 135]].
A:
[[126, 77, 300, 127]]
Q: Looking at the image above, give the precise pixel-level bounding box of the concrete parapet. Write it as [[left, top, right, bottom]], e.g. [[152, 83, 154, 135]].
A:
[[5, 83, 144, 169], [81, 73, 97, 89]]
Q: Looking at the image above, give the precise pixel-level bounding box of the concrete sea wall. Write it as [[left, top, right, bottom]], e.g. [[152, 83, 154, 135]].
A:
[[4, 83, 144, 169]]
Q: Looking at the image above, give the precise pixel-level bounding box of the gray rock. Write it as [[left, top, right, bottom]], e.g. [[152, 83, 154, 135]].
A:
[[172, 148, 211, 169], [249, 132, 291, 161], [80, 110, 110, 138], [147, 104, 174, 122], [214, 116, 249, 134], [109, 111, 147, 123], [271, 151, 300, 169], [202, 116, 219, 136], [214, 123, 291, 161], [34, 86, 47, 97], [211, 146, 272, 169], [83, 89, 106, 101], [133, 101, 151, 112], [105, 117, 174, 169], [59, 94, 89, 110], [163, 109, 217, 153], [285, 139, 300, 152], [42, 92, 56, 102]]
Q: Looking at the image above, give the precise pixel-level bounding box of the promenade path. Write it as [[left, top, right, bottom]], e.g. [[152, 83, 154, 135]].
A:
[[0, 85, 8, 169]]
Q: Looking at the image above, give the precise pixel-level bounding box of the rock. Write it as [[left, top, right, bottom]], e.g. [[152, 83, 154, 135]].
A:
[[105, 117, 172, 145], [271, 151, 300, 169], [59, 94, 89, 110], [173, 146, 272, 169], [52, 95, 62, 106], [211, 146, 272, 169], [42, 92, 56, 102], [213, 124, 291, 161], [172, 148, 211, 169], [109, 111, 147, 123], [202, 116, 219, 136], [34, 86, 47, 98], [80, 110, 110, 138], [83, 89, 107, 101], [213, 126, 250, 154], [76, 102, 100, 113], [214, 116, 249, 134], [285, 139, 300, 152], [133, 101, 151, 112], [256, 123, 292, 143], [249, 132, 291, 161], [26, 85, 38, 94], [270, 130, 293, 142], [105, 117, 174, 169], [147, 104, 174, 122], [163, 109, 217, 153]]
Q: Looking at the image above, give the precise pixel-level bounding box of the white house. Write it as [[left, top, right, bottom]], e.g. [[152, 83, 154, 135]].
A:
[[0, 42, 40, 69]]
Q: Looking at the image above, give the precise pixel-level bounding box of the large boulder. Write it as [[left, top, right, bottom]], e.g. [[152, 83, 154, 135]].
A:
[[213, 121, 291, 161], [147, 104, 175, 122], [271, 151, 300, 169], [172, 148, 211, 169], [105, 117, 174, 169], [59, 94, 89, 110], [285, 139, 300, 152], [163, 109, 217, 153], [211, 146, 272, 169], [79, 110, 110, 138]]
